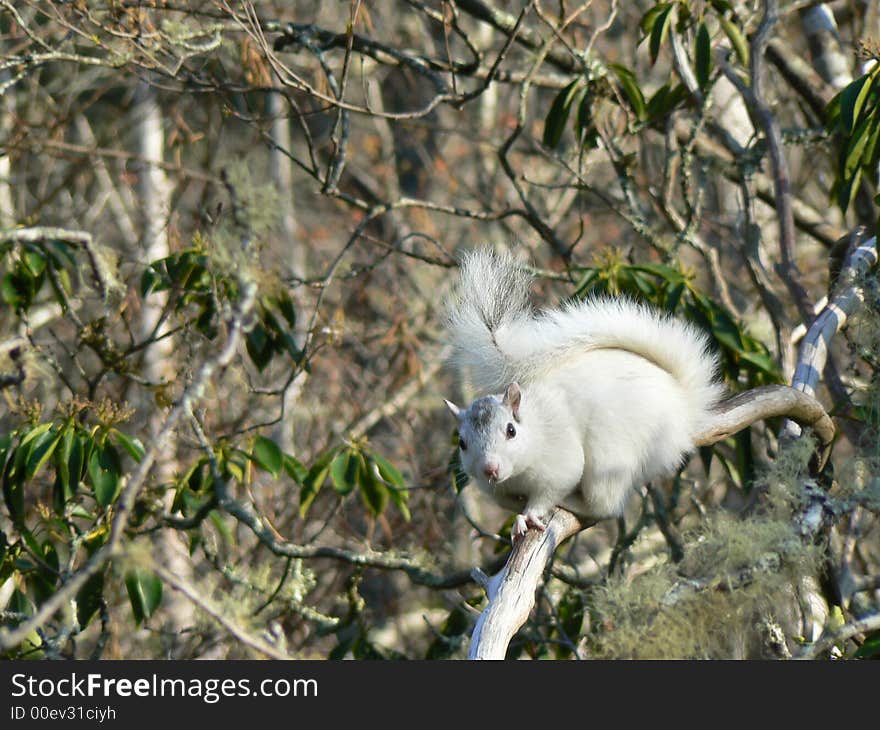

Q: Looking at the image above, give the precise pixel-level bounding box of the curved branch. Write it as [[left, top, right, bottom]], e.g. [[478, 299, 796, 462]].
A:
[[696, 385, 834, 461]]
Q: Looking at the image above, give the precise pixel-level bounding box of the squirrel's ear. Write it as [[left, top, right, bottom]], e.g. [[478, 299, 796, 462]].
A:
[[503, 382, 522, 421], [444, 399, 463, 419]]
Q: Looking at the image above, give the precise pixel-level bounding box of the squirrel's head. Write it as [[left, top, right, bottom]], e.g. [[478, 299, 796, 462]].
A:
[[444, 382, 526, 488]]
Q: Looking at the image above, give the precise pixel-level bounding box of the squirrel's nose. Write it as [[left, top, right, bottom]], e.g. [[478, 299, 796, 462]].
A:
[[483, 463, 499, 481]]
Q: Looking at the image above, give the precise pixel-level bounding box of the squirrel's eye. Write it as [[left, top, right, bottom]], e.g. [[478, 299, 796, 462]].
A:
[[459, 437, 467, 451], [506, 423, 516, 439]]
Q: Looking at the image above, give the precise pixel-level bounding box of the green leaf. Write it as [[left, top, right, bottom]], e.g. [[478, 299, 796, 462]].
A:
[[543, 79, 584, 148], [61, 430, 86, 497], [719, 16, 748, 67], [609, 63, 647, 120], [246, 324, 274, 371], [251, 435, 283, 478], [25, 428, 61, 480], [359, 458, 389, 516], [861, 114, 880, 171], [737, 349, 781, 377], [277, 295, 297, 327], [695, 22, 711, 90], [836, 166, 862, 214], [646, 83, 688, 122], [299, 448, 337, 517], [367, 453, 411, 522], [1, 272, 22, 307], [55, 426, 76, 492], [709, 0, 733, 12], [2, 451, 24, 525], [23, 251, 46, 277], [330, 448, 361, 496], [372, 452, 405, 487], [140, 266, 164, 298], [368, 453, 410, 520], [843, 114, 875, 181], [839, 72, 875, 134], [124, 568, 163, 625], [283, 453, 307, 483], [224, 449, 250, 483], [76, 569, 105, 629], [88, 443, 122, 507], [110, 429, 145, 462], [640, 2, 672, 35], [649, 3, 675, 66], [854, 632, 880, 658], [18, 422, 53, 449]]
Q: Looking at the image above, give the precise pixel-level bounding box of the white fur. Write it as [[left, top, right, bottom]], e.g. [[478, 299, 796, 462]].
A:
[[446, 249, 725, 523]]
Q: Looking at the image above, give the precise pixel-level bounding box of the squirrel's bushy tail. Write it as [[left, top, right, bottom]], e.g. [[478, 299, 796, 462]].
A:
[[446, 249, 535, 393], [446, 249, 724, 424]]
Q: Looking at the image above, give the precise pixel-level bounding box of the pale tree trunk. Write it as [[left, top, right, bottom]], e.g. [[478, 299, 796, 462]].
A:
[[0, 75, 14, 228], [135, 80, 196, 652], [267, 90, 307, 449]]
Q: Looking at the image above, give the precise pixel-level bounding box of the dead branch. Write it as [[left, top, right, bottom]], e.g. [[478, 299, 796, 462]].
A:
[[468, 509, 588, 659]]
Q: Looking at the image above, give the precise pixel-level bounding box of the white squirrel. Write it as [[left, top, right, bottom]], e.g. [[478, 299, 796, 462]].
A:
[[443, 249, 726, 540]]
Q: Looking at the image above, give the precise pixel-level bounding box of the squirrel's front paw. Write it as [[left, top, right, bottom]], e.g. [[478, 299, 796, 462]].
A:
[[512, 512, 546, 542]]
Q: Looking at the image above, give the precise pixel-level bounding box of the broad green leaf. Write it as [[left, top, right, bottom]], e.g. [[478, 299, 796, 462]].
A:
[[836, 166, 862, 214], [609, 63, 647, 120], [372, 452, 405, 487], [840, 72, 876, 134], [710, 313, 745, 352], [854, 632, 880, 658], [111, 429, 145, 462], [330, 448, 361, 496], [88, 443, 122, 507], [737, 349, 781, 377], [124, 568, 163, 625], [299, 448, 338, 517], [695, 22, 711, 90], [18, 422, 53, 450], [369, 454, 410, 520], [1, 272, 23, 307], [140, 266, 164, 298], [23, 251, 46, 277], [719, 16, 748, 67], [709, 0, 733, 12], [646, 83, 688, 121], [246, 324, 273, 371], [843, 114, 875, 181], [861, 114, 880, 170], [66, 431, 86, 494], [649, 3, 675, 66], [640, 2, 672, 35], [251, 435, 283, 477], [543, 79, 584, 149], [2, 453, 24, 525], [76, 569, 105, 629], [283, 453, 307, 483], [359, 459, 389, 516], [25, 428, 61, 480]]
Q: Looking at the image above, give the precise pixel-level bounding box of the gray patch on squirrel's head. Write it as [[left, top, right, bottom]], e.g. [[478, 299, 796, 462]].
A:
[[468, 396, 501, 433]]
